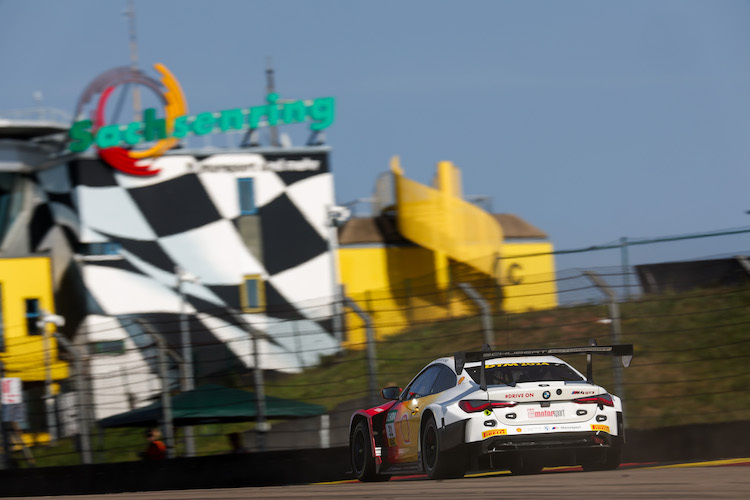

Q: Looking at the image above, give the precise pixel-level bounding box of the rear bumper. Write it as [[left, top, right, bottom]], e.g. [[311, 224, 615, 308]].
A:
[[479, 431, 617, 454]]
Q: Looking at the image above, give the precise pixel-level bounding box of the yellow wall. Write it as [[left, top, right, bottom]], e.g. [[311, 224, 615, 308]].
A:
[[392, 158, 504, 278], [0, 257, 69, 382], [339, 241, 557, 347], [497, 242, 558, 312], [338, 158, 558, 349], [339, 245, 443, 347]]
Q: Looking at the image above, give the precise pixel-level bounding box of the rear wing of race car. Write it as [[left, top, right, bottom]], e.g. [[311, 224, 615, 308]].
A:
[[454, 343, 634, 391]]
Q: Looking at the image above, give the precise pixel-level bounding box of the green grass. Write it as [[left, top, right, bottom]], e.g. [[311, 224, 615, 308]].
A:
[[264, 284, 750, 431]]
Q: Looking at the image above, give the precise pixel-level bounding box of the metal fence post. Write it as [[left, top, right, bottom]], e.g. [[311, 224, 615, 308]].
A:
[[175, 268, 196, 457], [135, 320, 176, 459], [404, 279, 414, 326], [583, 271, 625, 403], [457, 283, 494, 347], [620, 236, 631, 300], [53, 334, 92, 465], [343, 297, 379, 408], [250, 326, 268, 451], [0, 360, 7, 469], [227, 310, 268, 451]]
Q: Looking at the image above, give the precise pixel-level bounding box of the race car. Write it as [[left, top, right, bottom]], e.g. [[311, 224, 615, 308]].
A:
[[349, 343, 633, 481]]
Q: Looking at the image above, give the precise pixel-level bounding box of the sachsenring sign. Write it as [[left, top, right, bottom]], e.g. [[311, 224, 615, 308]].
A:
[[69, 63, 335, 176]]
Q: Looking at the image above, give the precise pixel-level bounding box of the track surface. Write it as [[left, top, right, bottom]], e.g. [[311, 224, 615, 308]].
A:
[[19, 458, 750, 499]]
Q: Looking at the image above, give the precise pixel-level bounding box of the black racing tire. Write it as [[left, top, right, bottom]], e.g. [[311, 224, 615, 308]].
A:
[[582, 440, 623, 472], [350, 420, 391, 482], [422, 415, 466, 480]]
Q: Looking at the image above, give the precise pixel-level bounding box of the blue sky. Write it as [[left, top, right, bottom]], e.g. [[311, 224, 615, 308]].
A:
[[1, 0, 749, 271]]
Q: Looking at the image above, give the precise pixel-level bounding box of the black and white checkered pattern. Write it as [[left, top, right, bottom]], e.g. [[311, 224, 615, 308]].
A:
[[34, 149, 340, 417]]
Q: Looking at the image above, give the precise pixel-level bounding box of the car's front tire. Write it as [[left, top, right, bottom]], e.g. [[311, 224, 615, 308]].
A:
[[422, 416, 466, 480], [350, 420, 391, 482]]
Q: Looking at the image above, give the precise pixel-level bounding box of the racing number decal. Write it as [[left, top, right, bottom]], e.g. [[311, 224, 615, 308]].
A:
[[385, 410, 397, 447]]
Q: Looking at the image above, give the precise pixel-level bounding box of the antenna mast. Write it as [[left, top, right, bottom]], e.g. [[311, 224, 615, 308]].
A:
[[266, 57, 279, 147], [125, 0, 142, 119]]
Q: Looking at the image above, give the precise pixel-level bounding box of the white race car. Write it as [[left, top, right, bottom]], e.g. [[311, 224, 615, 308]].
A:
[[350, 343, 633, 481]]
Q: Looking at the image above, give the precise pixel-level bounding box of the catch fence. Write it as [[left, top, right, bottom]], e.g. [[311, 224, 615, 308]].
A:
[[1, 228, 749, 468]]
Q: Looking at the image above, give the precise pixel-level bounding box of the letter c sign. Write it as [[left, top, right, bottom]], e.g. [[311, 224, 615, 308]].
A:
[[507, 263, 523, 285]]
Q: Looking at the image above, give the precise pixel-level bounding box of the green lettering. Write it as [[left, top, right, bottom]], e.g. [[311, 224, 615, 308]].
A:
[[308, 97, 335, 130], [143, 108, 168, 141], [95, 125, 122, 149], [69, 120, 94, 152], [123, 121, 143, 145], [282, 101, 307, 124], [266, 93, 279, 126], [173, 116, 189, 138], [219, 108, 244, 132], [248, 105, 266, 129], [191, 112, 215, 135]]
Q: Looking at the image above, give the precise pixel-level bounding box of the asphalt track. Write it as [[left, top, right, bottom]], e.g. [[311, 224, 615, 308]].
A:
[[17, 458, 750, 499]]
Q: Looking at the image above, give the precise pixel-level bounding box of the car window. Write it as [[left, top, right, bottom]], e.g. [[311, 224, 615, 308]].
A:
[[430, 365, 457, 395], [466, 362, 584, 385], [402, 365, 441, 400]]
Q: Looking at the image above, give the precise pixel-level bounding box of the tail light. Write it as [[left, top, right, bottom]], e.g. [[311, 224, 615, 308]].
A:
[[458, 400, 517, 413], [573, 393, 614, 407]]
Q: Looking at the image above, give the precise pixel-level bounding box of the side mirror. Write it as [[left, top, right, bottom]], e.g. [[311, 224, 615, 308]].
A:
[[381, 386, 401, 400]]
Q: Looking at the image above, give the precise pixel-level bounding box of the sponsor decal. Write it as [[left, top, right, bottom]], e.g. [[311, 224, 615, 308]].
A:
[[483, 409, 492, 416], [504, 393, 535, 399], [70, 64, 335, 176], [373, 408, 384, 413], [572, 390, 596, 395], [482, 429, 507, 439], [516, 428, 523, 432], [191, 156, 322, 174], [527, 408, 565, 419], [486, 362, 550, 368], [555, 425, 584, 431], [591, 424, 611, 433], [385, 410, 397, 440]]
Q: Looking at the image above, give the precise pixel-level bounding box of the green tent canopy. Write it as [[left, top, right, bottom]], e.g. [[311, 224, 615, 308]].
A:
[[98, 384, 326, 428]]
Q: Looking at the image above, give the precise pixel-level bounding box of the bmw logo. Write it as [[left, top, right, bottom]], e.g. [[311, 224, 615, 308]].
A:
[[542, 391, 551, 399]]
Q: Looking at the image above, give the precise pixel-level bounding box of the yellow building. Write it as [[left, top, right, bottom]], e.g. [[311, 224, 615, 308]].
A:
[[0, 256, 69, 433], [338, 158, 557, 348]]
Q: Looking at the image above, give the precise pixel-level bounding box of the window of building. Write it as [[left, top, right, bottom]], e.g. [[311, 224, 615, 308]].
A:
[[238, 178, 257, 215], [80, 242, 122, 256], [90, 340, 126, 356], [240, 274, 265, 312], [25, 298, 41, 335]]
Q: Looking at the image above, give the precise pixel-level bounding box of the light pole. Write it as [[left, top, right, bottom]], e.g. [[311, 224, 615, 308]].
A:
[[326, 205, 351, 349], [175, 267, 199, 457], [39, 312, 65, 445]]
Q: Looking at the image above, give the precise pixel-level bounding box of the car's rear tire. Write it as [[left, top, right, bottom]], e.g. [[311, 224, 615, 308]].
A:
[[422, 416, 466, 480], [509, 456, 544, 475], [582, 440, 623, 472], [350, 420, 391, 482]]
